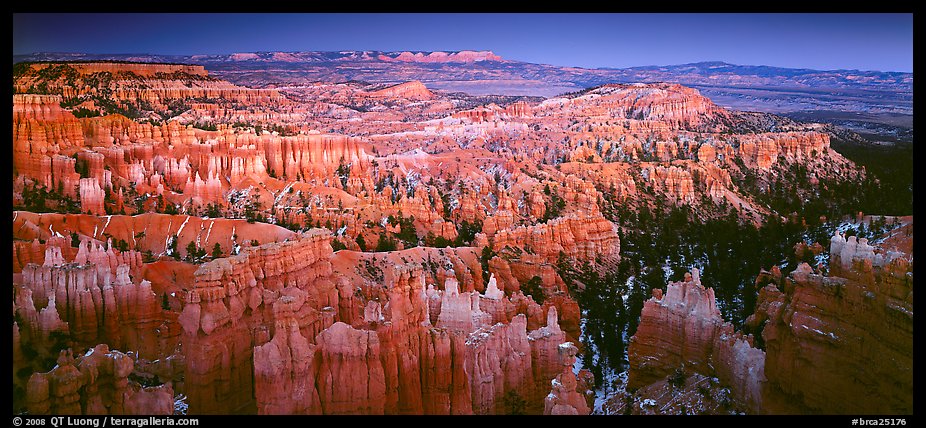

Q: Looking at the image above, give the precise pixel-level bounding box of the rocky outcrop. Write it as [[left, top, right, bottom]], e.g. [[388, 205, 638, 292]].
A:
[[628, 269, 728, 388], [315, 322, 387, 414], [180, 229, 335, 413], [543, 342, 590, 415], [738, 132, 830, 170], [539, 83, 730, 131], [27, 62, 209, 77], [14, 57, 883, 417], [465, 315, 534, 414], [253, 293, 322, 414], [78, 178, 106, 215], [490, 214, 620, 263], [246, 247, 571, 415], [749, 231, 914, 414], [13, 94, 85, 180], [369, 81, 434, 101], [643, 165, 696, 204], [12, 212, 298, 258], [25, 345, 173, 415], [628, 268, 769, 412], [629, 223, 914, 414], [528, 307, 568, 397], [182, 171, 224, 206], [73, 239, 144, 275], [453, 101, 532, 123], [17, 261, 165, 358], [14, 62, 286, 111]]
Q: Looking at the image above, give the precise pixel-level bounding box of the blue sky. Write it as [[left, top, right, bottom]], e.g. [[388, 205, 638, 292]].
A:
[[12, 13, 913, 72]]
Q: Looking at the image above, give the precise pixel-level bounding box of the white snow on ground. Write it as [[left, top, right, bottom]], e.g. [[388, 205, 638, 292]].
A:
[[815, 252, 830, 268], [801, 324, 839, 340], [204, 220, 215, 243], [274, 182, 295, 207], [162, 220, 173, 256], [176, 215, 191, 237], [101, 215, 113, 235], [174, 394, 188, 415], [574, 312, 627, 414]]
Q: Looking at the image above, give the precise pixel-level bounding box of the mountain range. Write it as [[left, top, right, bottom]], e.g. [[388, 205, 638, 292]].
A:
[[14, 50, 913, 140]]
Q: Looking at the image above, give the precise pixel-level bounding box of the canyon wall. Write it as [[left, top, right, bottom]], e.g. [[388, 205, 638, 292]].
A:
[[628, 224, 914, 414], [25, 346, 173, 415], [750, 232, 914, 414], [175, 227, 578, 414], [489, 214, 620, 263]]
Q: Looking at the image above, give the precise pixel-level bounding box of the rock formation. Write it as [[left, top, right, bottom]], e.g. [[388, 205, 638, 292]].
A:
[[385, 50, 503, 63], [750, 231, 913, 414], [628, 269, 731, 388], [12, 59, 883, 416], [25, 345, 173, 415], [490, 214, 620, 263], [229, 240, 573, 415], [543, 342, 590, 415], [628, 223, 914, 414], [14, 62, 286, 111], [369, 81, 434, 101], [179, 230, 334, 413], [16, 244, 164, 354]]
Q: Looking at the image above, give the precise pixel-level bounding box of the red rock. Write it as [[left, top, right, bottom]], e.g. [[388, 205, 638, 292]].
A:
[[78, 178, 105, 215], [491, 214, 620, 264], [697, 143, 717, 162], [436, 277, 490, 333], [465, 314, 533, 414], [315, 322, 387, 414], [25, 345, 173, 415], [13, 95, 84, 180], [753, 228, 914, 414], [543, 342, 590, 415], [627, 268, 765, 406], [629, 222, 914, 414], [13, 59, 884, 416], [253, 296, 322, 414], [528, 307, 567, 396], [180, 230, 334, 413], [368, 81, 434, 101], [643, 165, 696, 204], [737, 132, 831, 170], [18, 261, 164, 357], [15, 63, 286, 112]]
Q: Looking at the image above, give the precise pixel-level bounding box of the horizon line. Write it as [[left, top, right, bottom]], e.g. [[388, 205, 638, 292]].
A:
[[12, 50, 914, 75]]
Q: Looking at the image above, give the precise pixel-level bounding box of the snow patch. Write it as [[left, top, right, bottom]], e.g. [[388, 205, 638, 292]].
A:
[[176, 215, 191, 237]]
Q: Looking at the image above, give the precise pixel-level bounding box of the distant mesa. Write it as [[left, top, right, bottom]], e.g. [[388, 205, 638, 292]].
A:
[[368, 81, 434, 101], [50, 50, 507, 64], [229, 52, 260, 61], [380, 50, 504, 63], [16, 61, 209, 77]]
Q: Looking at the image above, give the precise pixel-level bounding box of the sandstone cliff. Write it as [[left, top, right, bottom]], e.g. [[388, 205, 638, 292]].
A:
[[749, 231, 913, 413], [25, 345, 173, 415], [368, 81, 434, 101], [628, 221, 914, 414]]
